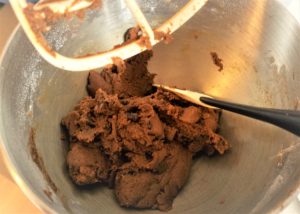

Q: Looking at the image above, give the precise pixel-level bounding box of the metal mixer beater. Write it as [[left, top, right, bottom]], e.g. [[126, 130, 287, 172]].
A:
[[10, 0, 207, 71]]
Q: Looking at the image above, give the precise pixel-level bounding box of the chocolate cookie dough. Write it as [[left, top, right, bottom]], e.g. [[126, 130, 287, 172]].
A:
[[210, 52, 224, 71], [62, 46, 230, 211]]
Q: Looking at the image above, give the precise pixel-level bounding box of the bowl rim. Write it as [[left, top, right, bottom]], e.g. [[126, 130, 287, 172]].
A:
[[0, 25, 56, 214]]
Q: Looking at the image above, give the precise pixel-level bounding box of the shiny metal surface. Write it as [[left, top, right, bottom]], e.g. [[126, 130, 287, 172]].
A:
[[1, 0, 300, 213]]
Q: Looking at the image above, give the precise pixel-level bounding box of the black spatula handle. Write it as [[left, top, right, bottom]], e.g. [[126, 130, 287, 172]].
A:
[[200, 97, 300, 137]]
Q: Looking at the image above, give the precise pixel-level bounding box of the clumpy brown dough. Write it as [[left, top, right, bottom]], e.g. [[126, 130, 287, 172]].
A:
[[87, 51, 155, 98], [62, 49, 230, 211], [67, 143, 110, 185]]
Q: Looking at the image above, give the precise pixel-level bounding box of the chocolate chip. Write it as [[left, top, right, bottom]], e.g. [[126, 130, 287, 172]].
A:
[[120, 99, 129, 105], [156, 161, 168, 174], [145, 151, 153, 160], [104, 123, 112, 132], [87, 119, 95, 128], [127, 113, 139, 122]]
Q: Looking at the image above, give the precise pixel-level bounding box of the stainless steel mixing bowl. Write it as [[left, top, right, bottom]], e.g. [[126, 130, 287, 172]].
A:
[[1, 0, 300, 213]]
